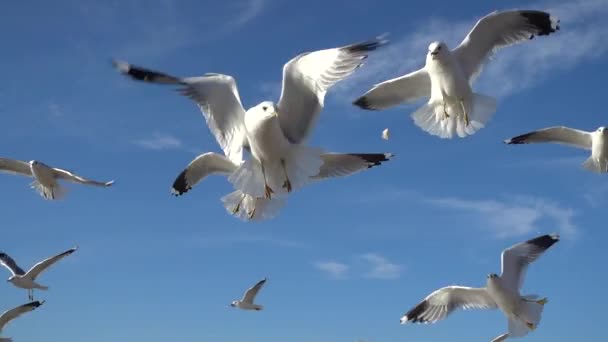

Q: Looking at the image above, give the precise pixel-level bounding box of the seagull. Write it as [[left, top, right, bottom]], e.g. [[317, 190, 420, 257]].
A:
[[0, 158, 114, 200], [382, 128, 390, 140], [505, 126, 608, 173], [400, 234, 559, 340], [114, 37, 393, 220], [230, 278, 267, 311], [0, 301, 44, 342], [354, 10, 560, 139], [0, 247, 78, 300]]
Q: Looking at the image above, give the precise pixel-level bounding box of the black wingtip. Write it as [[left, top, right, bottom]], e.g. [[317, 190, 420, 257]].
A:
[[353, 96, 376, 110], [113, 59, 182, 84], [403, 300, 430, 324], [349, 153, 393, 168], [527, 234, 560, 249], [520, 11, 560, 38], [25, 300, 45, 309], [504, 132, 534, 145], [171, 169, 191, 196], [345, 35, 389, 53]]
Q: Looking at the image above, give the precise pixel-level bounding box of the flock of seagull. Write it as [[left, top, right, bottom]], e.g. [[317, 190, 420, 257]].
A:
[[0, 7, 602, 342]]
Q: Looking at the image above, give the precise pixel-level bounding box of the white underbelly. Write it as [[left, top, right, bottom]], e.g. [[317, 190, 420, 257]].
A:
[[11, 277, 35, 289], [247, 119, 291, 163]]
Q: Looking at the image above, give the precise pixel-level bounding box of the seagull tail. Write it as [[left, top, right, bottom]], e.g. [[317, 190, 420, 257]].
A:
[[411, 93, 496, 139], [583, 157, 608, 173], [30, 181, 68, 200], [508, 296, 545, 337], [221, 190, 287, 221]]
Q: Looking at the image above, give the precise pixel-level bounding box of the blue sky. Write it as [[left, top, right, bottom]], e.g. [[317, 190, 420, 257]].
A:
[[1, 0, 607, 341]]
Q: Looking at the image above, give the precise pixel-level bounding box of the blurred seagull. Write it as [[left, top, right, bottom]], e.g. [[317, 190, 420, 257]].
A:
[[0, 301, 44, 342], [0, 158, 113, 200], [230, 278, 267, 311], [354, 10, 559, 139], [0, 247, 78, 300], [114, 37, 393, 220], [505, 126, 608, 173], [400, 234, 559, 340]]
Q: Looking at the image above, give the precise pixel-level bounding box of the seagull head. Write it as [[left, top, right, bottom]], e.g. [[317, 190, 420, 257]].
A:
[[598, 126, 607, 134], [230, 301, 238, 307], [29, 160, 39, 166], [487, 273, 498, 279], [7, 275, 15, 282], [253, 101, 278, 119], [427, 41, 447, 61]]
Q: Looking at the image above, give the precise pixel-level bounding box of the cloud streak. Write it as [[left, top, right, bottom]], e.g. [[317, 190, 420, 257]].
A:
[[314, 261, 349, 279], [314, 254, 403, 280], [133, 133, 183, 150], [360, 253, 403, 279]]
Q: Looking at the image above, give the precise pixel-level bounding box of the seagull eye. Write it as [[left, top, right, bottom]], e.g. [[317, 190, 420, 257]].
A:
[[437, 46, 441, 51], [262, 106, 268, 111]]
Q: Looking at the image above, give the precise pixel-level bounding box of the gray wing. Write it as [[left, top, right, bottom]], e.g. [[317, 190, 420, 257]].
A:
[[52, 168, 114, 187], [114, 61, 247, 164], [0, 158, 32, 177], [0, 301, 44, 330], [25, 247, 78, 280], [0, 253, 25, 276], [241, 278, 267, 304], [401, 286, 497, 324], [171, 152, 238, 196], [453, 10, 559, 81], [505, 126, 593, 150], [500, 234, 559, 291], [313, 153, 393, 179], [353, 68, 431, 110], [277, 37, 387, 144]]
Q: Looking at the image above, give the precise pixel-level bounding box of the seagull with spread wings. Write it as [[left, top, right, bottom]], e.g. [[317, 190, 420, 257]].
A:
[[354, 10, 559, 139], [0, 301, 44, 342], [0, 247, 78, 300], [230, 278, 267, 311], [114, 37, 393, 220], [400, 234, 559, 340], [505, 126, 608, 173], [0, 158, 113, 200]]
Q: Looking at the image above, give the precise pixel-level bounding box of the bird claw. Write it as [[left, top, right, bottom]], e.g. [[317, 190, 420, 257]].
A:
[[247, 208, 255, 219], [526, 322, 536, 331], [536, 298, 548, 305], [264, 185, 274, 199], [282, 179, 292, 192]]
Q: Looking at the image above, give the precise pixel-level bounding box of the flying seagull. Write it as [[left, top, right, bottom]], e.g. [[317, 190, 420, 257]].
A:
[[0, 301, 44, 342], [505, 126, 608, 173], [230, 278, 267, 311], [0, 247, 78, 300], [354, 10, 559, 139], [114, 37, 393, 220], [400, 234, 559, 340], [0, 158, 113, 200]]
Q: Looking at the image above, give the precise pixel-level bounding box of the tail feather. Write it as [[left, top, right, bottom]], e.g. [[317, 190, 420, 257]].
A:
[[508, 298, 545, 338], [221, 190, 287, 221], [583, 157, 608, 173], [30, 181, 67, 200]]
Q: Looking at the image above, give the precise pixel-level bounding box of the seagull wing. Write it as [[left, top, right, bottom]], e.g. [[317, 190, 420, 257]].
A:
[[505, 126, 593, 150], [0, 253, 25, 276], [277, 37, 387, 144], [401, 286, 497, 324], [114, 61, 247, 164], [453, 10, 559, 81], [0, 301, 44, 331], [24, 247, 78, 280], [241, 278, 267, 304], [313, 153, 393, 179], [171, 152, 238, 196], [0, 158, 32, 177], [352, 68, 431, 110], [500, 234, 560, 291], [52, 168, 114, 187]]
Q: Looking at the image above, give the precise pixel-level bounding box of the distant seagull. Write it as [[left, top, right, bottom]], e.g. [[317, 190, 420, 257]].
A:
[[0, 158, 114, 200], [230, 278, 267, 311], [0, 247, 78, 300], [114, 37, 393, 220], [491, 333, 509, 342], [0, 301, 44, 342], [400, 234, 559, 340], [382, 128, 390, 140], [354, 10, 559, 139], [505, 126, 608, 173]]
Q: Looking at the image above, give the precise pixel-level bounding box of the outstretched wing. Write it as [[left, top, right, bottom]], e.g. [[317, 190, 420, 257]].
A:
[[353, 68, 431, 110], [313, 153, 393, 179], [114, 61, 247, 164], [242, 278, 267, 304], [501, 234, 560, 291], [0, 253, 26, 276], [453, 10, 559, 81], [0, 158, 32, 177], [171, 152, 238, 196], [25, 247, 78, 280], [0, 301, 44, 330], [401, 286, 497, 324], [505, 126, 593, 150], [52, 168, 114, 187], [277, 37, 387, 144]]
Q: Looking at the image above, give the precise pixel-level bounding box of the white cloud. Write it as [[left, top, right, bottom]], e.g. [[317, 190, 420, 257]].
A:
[[314, 261, 349, 279], [133, 133, 182, 150], [360, 253, 403, 280], [427, 196, 578, 238]]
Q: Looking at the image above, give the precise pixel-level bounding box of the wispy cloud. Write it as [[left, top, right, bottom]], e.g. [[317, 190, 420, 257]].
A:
[[427, 196, 578, 238], [314, 261, 349, 279], [360, 253, 403, 279], [333, 0, 608, 100], [189, 233, 309, 249], [133, 133, 183, 150]]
